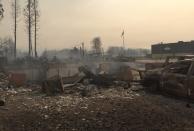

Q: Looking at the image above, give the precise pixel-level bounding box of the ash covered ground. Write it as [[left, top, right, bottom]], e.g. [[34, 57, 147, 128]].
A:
[[1, 86, 194, 131]]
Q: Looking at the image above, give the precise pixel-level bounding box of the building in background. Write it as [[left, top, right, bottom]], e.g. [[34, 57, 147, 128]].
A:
[[152, 41, 194, 58]]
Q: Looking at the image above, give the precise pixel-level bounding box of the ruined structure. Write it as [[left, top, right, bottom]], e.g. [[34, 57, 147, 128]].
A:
[[152, 41, 194, 58]]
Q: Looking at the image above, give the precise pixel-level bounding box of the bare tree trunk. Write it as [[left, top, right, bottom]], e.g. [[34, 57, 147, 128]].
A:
[[11, 0, 20, 59], [28, 0, 32, 57], [14, 0, 17, 58], [34, 0, 37, 58]]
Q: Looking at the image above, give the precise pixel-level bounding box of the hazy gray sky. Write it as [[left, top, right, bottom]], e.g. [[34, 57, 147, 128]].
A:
[[0, 0, 194, 52]]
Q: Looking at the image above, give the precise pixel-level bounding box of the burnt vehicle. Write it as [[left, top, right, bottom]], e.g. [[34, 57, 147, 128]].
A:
[[143, 59, 194, 99]]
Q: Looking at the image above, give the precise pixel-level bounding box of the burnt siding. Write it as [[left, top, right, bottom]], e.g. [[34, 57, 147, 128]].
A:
[[152, 42, 194, 54]]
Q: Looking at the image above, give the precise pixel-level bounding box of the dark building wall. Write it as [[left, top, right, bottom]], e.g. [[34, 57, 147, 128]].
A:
[[152, 41, 194, 55]]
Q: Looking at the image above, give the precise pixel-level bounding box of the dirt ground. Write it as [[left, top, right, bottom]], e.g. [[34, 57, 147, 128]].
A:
[[0, 86, 194, 131]]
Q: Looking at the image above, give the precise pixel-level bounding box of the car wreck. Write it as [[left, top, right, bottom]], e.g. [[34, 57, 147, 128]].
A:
[[143, 58, 194, 99]]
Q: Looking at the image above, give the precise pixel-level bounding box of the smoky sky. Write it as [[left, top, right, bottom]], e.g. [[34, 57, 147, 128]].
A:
[[0, 0, 194, 52]]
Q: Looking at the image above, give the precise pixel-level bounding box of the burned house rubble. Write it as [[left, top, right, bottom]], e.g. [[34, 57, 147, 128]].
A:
[[0, 38, 194, 130], [0, 54, 194, 130], [41, 61, 141, 95]]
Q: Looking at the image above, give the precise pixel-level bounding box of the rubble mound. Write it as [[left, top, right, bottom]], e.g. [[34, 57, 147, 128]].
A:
[[0, 72, 9, 89]]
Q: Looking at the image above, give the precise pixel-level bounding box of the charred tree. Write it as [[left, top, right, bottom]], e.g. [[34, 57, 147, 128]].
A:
[[33, 0, 40, 58], [91, 37, 102, 56], [11, 0, 20, 58], [24, 0, 34, 57], [24, 0, 39, 57], [0, 1, 4, 20]]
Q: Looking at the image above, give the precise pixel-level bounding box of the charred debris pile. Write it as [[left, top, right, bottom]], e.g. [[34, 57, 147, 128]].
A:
[[0, 57, 143, 98], [42, 63, 143, 96], [1, 56, 194, 130], [1, 55, 194, 103]]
